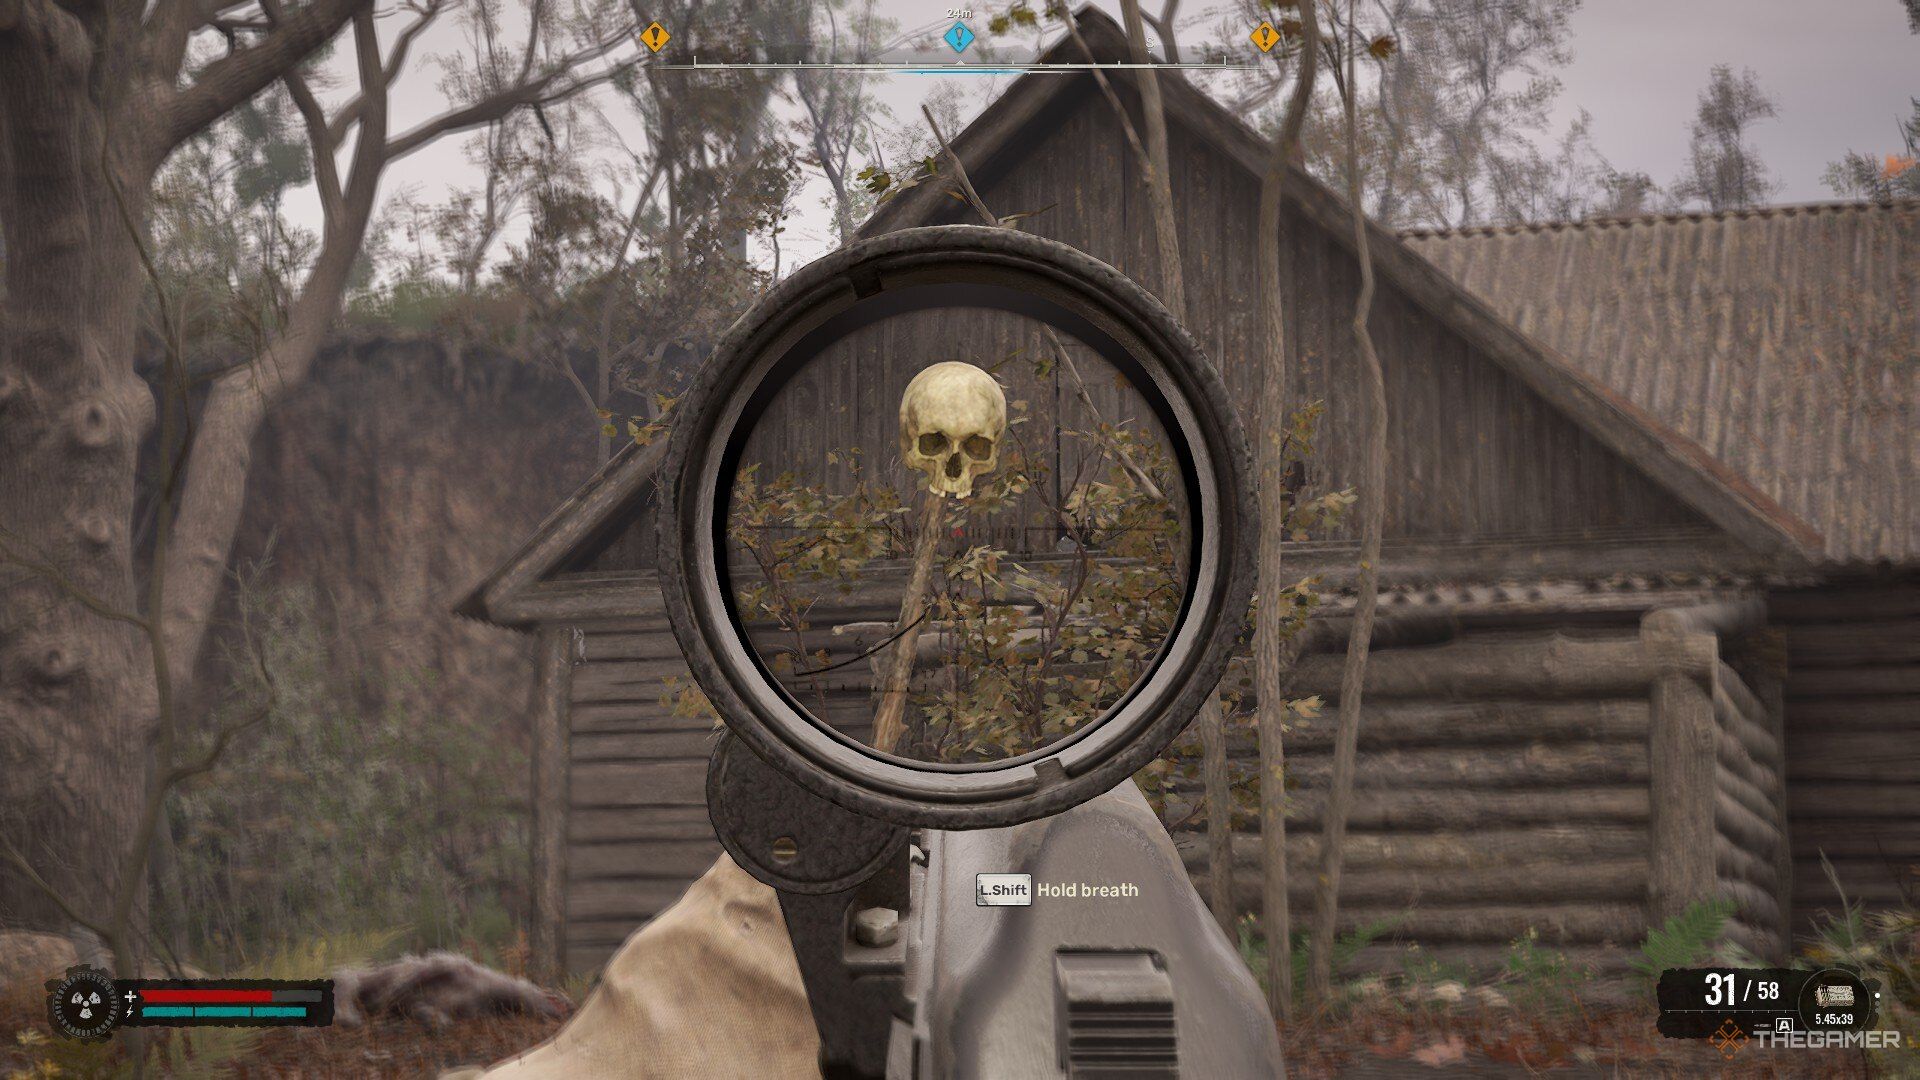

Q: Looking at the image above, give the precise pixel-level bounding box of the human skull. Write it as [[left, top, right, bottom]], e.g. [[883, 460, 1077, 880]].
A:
[[899, 361, 1007, 498]]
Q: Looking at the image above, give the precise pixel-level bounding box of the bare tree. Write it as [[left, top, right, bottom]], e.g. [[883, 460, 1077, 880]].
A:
[[1242, 0, 1588, 228], [1308, 0, 1386, 1003], [0, 0, 633, 939], [1254, 0, 1320, 1022], [793, 0, 889, 244], [1670, 64, 1780, 211]]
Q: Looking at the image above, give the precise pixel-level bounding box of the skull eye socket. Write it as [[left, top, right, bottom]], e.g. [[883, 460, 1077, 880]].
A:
[[917, 432, 949, 457], [962, 434, 994, 461]]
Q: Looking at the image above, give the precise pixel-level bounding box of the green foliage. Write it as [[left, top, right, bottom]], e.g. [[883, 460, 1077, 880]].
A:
[[1398, 942, 1475, 991], [1500, 927, 1591, 1012], [1629, 897, 1736, 983], [1235, 912, 1404, 1003], [168, 584, 527, 968], [148, 83, 317, 360]]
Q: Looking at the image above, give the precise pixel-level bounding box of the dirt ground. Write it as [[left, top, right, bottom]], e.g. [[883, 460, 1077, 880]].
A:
[[2, 984, 1894, 1077]]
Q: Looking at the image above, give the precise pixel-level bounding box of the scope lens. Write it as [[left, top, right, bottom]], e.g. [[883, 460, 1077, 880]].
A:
[[660, 227, 1255, 828], [726, 308, 1192, 766]]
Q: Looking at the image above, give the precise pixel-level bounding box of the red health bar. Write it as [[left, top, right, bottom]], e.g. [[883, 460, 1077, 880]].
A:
[[141, 989, 275, 1004]]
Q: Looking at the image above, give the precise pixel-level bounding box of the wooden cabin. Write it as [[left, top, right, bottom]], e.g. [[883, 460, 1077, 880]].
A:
[[459, 9, 1919, 980]]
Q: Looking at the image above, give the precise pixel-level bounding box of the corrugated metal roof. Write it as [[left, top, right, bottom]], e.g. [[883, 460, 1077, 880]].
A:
[[1406, 201, 1920, 565]]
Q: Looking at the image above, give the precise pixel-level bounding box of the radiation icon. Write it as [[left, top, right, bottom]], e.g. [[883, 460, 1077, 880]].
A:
[[45, 966, 123, 1042]]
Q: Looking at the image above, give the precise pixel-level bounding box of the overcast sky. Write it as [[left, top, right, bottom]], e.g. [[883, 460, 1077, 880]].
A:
[[1548, 0, 1918, 204], [325, 0, 1920, 273]]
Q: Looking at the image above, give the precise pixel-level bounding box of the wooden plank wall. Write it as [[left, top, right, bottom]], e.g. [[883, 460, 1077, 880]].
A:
[[557, 585, 907, 974], [1774, 578, 1920, 934], [561, 619, 717, 975]]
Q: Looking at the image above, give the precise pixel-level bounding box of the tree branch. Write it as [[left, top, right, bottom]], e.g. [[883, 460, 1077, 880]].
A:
[[156, 0, 365, 160], [282, 65, 342, 219], [1118, 0, 1183, 316], [1059, 8, 1158, 199], [383, 61, 625, 163], [322, 0, 447, 146], [261, 0, 342, 219]]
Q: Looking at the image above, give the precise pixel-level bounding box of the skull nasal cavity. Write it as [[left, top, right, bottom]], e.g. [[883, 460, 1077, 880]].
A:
[[944, 453, 964, 479], [918, 432, 949, 456], [963, 435, 993, 460]]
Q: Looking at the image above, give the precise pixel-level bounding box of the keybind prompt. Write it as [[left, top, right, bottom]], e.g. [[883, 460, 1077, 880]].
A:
[[975, 873, 1032, 907]]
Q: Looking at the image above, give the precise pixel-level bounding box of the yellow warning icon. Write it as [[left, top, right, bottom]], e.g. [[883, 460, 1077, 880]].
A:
[[1250, 22, 1280, 53], [641, 22, 670, 52]]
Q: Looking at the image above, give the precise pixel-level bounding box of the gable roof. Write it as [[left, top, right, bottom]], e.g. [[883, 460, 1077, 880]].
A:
[[456, 438, 665, 626], [1405, 200, 1920, 565], [460, 8, 1839, 628], [862, 6, 1821, 563]]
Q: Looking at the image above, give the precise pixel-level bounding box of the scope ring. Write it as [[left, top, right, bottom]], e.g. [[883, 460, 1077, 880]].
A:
[[659, 225, 1256, 830]]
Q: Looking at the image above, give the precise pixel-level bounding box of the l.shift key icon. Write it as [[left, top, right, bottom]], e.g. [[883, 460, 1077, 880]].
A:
[[976, 873, 1032, 907]]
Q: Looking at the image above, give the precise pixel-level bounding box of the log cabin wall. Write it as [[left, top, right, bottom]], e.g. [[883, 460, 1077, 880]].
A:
[[1772, 575, 1920, 935], [534, 563, 1795, 981], [1167, 592, 1789, 986]]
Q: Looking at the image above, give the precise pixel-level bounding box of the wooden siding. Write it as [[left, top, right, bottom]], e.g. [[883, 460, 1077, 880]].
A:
[[1774, 577, 1920, 933], [556, 592, 892, 973], [561, 620, 718, 974]]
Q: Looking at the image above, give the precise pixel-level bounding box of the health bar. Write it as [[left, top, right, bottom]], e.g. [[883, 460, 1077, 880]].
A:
[[142, 989, 273, 1004], [139, 987, 324, 1004], [117, 980, 333, 1028]]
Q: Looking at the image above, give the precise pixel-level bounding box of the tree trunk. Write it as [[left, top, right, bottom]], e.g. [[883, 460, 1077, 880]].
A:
[[1254, 0, 1319, 1022], [159, 307, 338, 690], [1119, 0, 1183, 318], [157, 38, 387, 695], [0, 10, 158, 937], [1309, 16, 1388, 1003]]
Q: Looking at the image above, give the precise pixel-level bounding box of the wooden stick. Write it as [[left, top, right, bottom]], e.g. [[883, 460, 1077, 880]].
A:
[[871, 486, 946, 754]]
